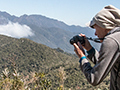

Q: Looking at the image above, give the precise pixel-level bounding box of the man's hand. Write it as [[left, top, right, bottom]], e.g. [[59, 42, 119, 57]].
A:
[[73, 42, 85, 58], [79, 34, 92, 51], [73, 33, 93, 58]]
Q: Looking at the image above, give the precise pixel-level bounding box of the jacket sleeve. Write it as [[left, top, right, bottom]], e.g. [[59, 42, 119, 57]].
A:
[[80, 38, 119, 86], [86, 47, 99, 64]]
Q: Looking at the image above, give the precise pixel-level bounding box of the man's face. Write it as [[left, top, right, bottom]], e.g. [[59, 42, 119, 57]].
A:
[[93, 24, 109, 42]]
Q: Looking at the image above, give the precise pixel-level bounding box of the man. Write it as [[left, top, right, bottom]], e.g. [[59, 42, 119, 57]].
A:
[[73, 5, 120, 90]]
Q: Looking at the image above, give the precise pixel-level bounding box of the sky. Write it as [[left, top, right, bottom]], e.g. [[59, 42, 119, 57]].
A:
[[0, 0, 120, 26]]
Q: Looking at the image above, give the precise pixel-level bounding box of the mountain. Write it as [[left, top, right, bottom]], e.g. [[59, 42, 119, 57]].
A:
[[0, 11, 100, 53]]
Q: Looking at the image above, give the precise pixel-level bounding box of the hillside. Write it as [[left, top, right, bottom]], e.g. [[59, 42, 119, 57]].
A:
[[0, 35, 78, 73], [0, 35, 109, 89]]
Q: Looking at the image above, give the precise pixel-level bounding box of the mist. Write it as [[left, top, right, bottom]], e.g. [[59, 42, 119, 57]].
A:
[[0, 22, 34, 38]]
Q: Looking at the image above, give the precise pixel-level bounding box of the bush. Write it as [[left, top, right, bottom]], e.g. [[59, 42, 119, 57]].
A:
[[0, 68, 51, 90]]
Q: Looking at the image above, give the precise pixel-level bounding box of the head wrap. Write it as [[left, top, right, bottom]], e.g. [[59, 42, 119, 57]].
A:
[[90, 5, 120, 29]]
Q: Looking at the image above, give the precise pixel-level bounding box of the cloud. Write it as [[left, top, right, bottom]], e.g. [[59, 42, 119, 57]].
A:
[[0, 22, 34, 38], [85, 21, 90, 27]]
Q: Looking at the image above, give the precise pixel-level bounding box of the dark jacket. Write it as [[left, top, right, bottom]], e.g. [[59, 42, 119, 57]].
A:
[[80, 27, 120, 90]]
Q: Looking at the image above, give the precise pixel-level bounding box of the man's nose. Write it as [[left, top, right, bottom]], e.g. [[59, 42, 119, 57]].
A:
[[95, 32, 97, 36]]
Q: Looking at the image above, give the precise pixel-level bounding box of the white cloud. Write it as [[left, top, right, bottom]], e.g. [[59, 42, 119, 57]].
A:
[[0, 22, 34, 38], [85, 21, 90, 27]]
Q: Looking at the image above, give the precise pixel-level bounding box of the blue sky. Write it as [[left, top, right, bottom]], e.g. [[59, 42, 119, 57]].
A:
[[0, 0, 120, 26]]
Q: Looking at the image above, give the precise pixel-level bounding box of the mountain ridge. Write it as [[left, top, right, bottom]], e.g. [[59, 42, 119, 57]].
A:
[[0, 11, 100, 53]]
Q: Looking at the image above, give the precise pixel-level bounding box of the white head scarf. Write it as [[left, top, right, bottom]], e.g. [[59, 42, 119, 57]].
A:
[[90, 5, 120, 29]]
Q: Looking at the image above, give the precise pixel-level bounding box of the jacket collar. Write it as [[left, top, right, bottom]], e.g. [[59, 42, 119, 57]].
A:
[[107, 27, 120, 35]]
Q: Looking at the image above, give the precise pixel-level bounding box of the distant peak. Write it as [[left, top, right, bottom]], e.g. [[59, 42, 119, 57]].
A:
[[20, 14, 28, 17]]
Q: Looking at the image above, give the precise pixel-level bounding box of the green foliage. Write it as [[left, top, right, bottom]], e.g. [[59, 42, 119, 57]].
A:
[[0, 35, 110, 90], [0, 35, 78, 74], [33, 72, 51, 89]]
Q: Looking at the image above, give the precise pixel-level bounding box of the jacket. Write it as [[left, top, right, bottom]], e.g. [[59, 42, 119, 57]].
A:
[[80, 27, 120, 90]]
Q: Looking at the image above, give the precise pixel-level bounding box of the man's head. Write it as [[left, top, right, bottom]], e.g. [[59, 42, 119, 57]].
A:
[[93, 24, 111, 42], [89, 5, 120, 42]]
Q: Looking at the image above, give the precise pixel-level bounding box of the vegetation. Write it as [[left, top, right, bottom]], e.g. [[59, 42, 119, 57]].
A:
[[0, 68, 51, 90], [0, 35, 110, 90]]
